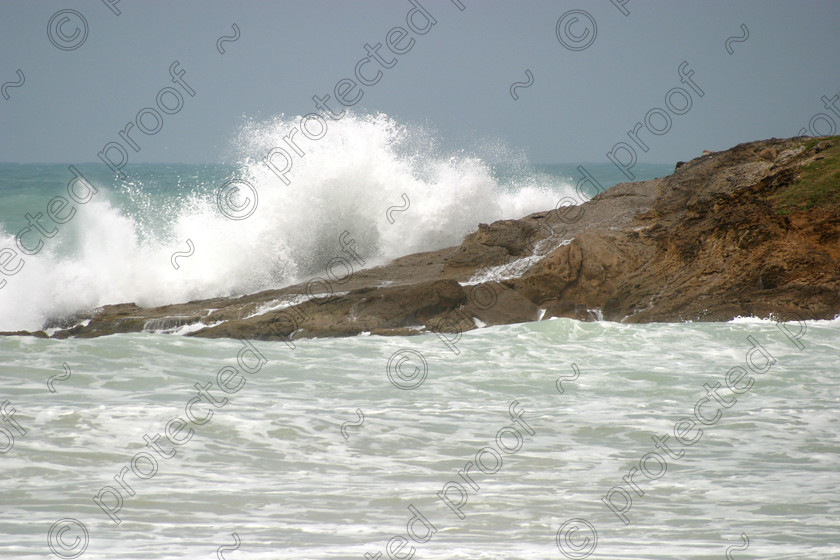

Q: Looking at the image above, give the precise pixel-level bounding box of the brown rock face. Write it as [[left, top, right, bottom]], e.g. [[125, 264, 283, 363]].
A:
[[195, 279, 468, 341], [8, 136, 839, 341], [510, 137, 840, 322], [445, 220, 542, 271]]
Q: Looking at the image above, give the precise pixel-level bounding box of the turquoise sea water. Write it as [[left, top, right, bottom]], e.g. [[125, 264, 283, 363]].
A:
[[0, 161, 669, 246]]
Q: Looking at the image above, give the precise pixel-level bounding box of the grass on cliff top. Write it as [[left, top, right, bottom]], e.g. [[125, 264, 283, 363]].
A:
[[774, 136, 840, 214]]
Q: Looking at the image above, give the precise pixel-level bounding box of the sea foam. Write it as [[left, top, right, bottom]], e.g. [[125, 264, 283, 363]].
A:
[[0, 113, 575, 331]]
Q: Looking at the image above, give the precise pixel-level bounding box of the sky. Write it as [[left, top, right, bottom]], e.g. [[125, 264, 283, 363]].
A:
[[1, 0, 839, 166]]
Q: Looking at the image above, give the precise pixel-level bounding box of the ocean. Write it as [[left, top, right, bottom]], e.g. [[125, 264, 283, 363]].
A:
[[1, 115, 837, 559]]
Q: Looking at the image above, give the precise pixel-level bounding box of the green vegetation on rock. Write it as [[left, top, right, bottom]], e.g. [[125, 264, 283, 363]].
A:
[[774, 136, 840, 213]]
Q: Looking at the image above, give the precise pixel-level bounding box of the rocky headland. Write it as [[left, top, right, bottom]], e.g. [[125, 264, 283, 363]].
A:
[[9, 136, 839, 341]]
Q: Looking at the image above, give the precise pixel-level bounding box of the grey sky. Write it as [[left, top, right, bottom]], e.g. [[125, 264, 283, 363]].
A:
[[1, 0, 838, 167]]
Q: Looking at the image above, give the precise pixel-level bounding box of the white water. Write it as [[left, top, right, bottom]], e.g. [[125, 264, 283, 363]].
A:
[[0, 113, 574, 331], [1, 317, 838, 559]]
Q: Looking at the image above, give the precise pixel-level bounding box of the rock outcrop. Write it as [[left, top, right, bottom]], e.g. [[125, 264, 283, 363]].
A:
[[8, 136, 839, 341]]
